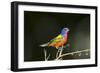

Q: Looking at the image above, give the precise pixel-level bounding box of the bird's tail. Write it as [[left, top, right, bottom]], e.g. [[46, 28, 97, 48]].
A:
[[40, 42, 49, 47]]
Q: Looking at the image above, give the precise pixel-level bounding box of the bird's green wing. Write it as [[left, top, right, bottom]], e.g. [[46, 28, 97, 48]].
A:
[[49, 34, 63, 44]]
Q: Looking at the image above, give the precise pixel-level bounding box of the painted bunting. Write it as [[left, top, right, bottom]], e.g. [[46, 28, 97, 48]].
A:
[[40, 28, 70, 49]]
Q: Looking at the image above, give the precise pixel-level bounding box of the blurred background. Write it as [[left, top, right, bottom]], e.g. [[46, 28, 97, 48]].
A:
[[24, 11, 90, 61]]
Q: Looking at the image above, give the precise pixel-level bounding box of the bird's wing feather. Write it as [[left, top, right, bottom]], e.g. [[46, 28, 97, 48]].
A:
[[49, 34, 63, 44]]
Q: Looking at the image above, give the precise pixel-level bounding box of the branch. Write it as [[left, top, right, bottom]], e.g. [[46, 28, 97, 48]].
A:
[[56, 47, 63, 59], [46, 54, 50, 60], [44, 49, 47, 61], [44, 48, 50, 61], [55, 49, 90, 60], [59, 46, 63, 57], [56, 49, 59, 58]]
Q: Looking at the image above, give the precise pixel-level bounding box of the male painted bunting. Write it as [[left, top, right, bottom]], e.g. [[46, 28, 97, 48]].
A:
[[40, 28, 70, 49]]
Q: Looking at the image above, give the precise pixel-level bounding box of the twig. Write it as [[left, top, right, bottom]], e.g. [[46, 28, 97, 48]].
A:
[[44, 48, 50, 61], [44, 49, 47, 61], [47, 54, 50, 60], [59, 46, 63, 57], [56, 49, 60, 58], [55, 49, 90, 60]]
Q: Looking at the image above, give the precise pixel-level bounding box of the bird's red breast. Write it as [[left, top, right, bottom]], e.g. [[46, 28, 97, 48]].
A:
[[49, 33, 68, 49]]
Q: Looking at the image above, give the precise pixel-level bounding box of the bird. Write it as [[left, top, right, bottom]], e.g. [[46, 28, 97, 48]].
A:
[[40, 28, 70, 49]]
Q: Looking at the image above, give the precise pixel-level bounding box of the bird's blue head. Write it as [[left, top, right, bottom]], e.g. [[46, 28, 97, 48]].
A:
[[61, 28, 69, 36]]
